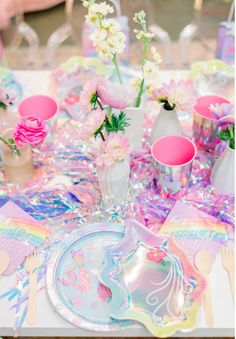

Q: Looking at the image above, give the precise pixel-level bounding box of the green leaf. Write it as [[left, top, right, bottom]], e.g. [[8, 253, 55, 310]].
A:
[[217, 130, 231, 141], [104, 111, 130, 134], [90, 92, 98, 107], [161, 260, 166, 267], [8, 138, 15, 145], [93, 123, 105, 139], [0, 102, 7, 111]]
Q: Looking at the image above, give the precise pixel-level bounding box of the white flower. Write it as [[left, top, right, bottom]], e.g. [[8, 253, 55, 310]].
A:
[[90, 18, 126, 60], [134, 29, 144, 40], [151, 46, 162, 64], [133, 11, 146, 25], [130, 77, 142, 88], [143, 61, 159, 80], [144, 32, 154, 40], [91, 2, 114, 16], [84, 1, 114, 24]]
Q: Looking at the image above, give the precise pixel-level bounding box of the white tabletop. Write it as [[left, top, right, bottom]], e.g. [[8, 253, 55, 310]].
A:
[[0, 70, 234, 337]]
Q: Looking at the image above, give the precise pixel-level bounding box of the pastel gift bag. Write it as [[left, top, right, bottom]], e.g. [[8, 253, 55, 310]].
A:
[[215, 3, 235, 65]]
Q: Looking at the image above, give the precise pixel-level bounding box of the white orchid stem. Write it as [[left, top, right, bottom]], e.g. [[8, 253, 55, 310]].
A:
[[135, 78, 145, 108]]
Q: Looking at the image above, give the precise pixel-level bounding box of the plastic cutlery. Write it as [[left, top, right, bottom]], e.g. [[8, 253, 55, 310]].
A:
[[221, 246, 235, 302], [0, 250, 10, 276], [195, 250, 214, 327], [25, 251, 40, 325]]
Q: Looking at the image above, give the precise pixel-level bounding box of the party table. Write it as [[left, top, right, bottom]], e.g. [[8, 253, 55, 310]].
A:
[[0, 70, 234, 337]]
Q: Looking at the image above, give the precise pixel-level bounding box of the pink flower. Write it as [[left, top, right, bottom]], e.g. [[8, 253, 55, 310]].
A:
[[209, 103, 234, 120], [95, 132, 131, 167], [80, 79, 98, 113], [146, 248, 167, 264], [13, 116, 49, 147], [97, 78, 136, 110], [217, 115, 235, 129], [80, 109, 106, 140], [150, 79, 197, 112]]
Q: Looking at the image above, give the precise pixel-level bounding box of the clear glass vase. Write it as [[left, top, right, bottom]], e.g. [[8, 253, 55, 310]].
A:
[[96, 156, 130, 206], [0, 108, 17, 135], [0, 129, 35, 184]]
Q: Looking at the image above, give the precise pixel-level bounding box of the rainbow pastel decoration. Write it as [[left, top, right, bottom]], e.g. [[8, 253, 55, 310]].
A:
[[160, 201, 233, 264], [0, 201, 51, 275]]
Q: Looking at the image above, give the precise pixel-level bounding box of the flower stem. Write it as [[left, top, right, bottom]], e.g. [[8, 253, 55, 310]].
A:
[[112, 54, 123, 84], [135, 36, 148, 108], [97, 99, 103, 111], [229, 125, 235, 149], [0, 136, 10, 148], [99, 131, 105, 142], [141, 38, 148, 68], [0, 136, 20, 156], [135, 78, 145, 108]]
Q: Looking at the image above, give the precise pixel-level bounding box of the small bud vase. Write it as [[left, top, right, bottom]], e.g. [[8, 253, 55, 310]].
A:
[[1, 129, 35, 184], [96, 156, 130, 205], [210, 146, 235, 195], [124, 106, 144, 150], [151, 106, 184, 144]]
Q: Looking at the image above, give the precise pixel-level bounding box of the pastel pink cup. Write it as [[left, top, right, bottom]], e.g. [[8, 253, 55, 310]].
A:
[[18, 95, 58, 136], [151, 136, 196, 197], [193, 95, 230, 152]]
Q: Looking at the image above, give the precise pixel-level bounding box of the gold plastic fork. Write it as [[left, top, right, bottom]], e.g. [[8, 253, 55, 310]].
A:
[[221, 246, 235, 302], [25, 251, 40, 325]]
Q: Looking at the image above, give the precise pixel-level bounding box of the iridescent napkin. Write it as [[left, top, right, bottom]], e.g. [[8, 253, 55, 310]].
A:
[[160, 201, 234, 264], [0, 201, 51, 275]]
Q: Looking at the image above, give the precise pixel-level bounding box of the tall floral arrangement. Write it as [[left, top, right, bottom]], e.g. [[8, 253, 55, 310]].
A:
[[82, 0, 126, 84], [80, 77, 136, 142], [132, 11, 162, 107]]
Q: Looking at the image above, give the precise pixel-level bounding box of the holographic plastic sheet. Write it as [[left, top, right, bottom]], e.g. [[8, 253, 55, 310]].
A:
[[0, 68, 234, 333]]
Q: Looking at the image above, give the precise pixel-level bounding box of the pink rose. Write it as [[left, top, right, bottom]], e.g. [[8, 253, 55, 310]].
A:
[[13, 116, 49, 147]]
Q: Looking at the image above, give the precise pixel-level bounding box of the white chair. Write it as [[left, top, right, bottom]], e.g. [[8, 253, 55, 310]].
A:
[[178, 0, 233, 67], [1, 13, 39, 68]]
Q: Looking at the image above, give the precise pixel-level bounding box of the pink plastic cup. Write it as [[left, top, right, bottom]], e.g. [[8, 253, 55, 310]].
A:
[[18, 95, 58, 136], [151, 135, 197, 197], [193, 95, 230, 152]]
